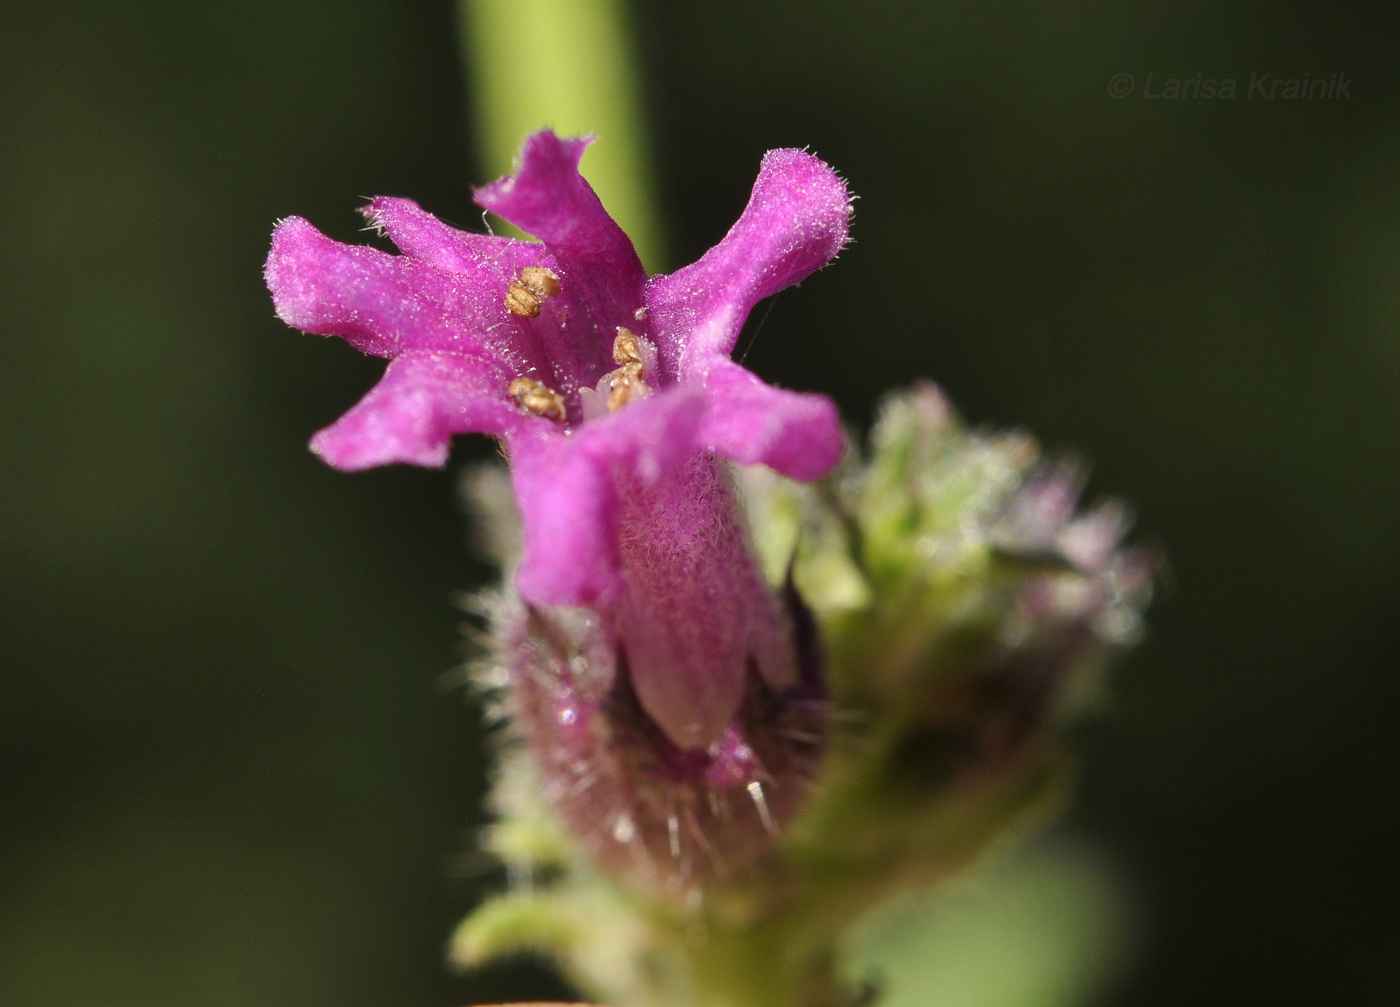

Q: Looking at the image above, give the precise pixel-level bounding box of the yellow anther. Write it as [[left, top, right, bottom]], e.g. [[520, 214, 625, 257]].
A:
[[605, 327, 651, 411], [508, 376, 566, 421], [613, 327, 645, 366], [607, 362, 647, 412], [519, 266, 561, 298], [504, 266, 561, 317]]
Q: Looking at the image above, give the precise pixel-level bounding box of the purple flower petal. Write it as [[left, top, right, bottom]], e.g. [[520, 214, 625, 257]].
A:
[[510, 386, 707, 607], [475, 132, 647, 355], [311, 350, 523, 470], [646, 148, 851, 375], [613, 454, 797, 749], [696, 359, 844, 480], [366, 196, 550, 277], [357, 199, 605, 390], [266, 216, 505, 359]]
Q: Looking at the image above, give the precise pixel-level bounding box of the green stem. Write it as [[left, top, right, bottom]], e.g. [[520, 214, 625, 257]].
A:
[[457, 0, 663, 268], [678, 925, 845, 1007]]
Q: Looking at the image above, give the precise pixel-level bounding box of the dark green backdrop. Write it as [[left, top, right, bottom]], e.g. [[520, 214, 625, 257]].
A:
[[3, 1, 1397, 1004]]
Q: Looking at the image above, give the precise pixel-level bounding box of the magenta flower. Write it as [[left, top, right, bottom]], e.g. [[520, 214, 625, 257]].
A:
[[266, 132, 850, 760]]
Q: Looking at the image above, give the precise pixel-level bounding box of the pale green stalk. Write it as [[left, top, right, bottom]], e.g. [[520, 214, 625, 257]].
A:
[[458, 0, 662, 268]]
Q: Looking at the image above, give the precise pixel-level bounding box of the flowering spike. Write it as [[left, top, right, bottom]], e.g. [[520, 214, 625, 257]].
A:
[[459, 382, 1158, 1006], [271, 131, 1160, 1007]]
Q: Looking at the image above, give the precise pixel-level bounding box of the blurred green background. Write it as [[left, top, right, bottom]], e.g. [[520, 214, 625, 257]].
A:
[[3, 1, 1398, 1005]]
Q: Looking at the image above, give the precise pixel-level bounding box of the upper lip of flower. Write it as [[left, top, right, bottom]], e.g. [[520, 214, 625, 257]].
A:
[[265, 130, 852, 748]]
